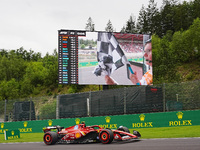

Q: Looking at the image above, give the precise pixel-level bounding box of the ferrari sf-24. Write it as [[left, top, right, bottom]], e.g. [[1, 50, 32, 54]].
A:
[[43, 122, 141, 145]]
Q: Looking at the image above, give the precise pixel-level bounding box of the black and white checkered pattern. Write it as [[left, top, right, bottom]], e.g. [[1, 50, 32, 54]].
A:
[[93, 32, 128, 76]]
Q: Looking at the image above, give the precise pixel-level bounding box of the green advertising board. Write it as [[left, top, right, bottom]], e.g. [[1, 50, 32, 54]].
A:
[[0, 110, 200, 134], [4, 130, 20, 140]]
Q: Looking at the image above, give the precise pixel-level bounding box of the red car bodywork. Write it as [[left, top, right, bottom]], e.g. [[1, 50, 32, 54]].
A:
[[43, 123, 141, 145]]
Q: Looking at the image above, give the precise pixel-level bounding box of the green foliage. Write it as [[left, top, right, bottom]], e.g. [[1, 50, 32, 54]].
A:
[[68, 85, 86, 94], [79, 39, 97, 48], [39, 100, 56, 119], [0, 54, 26, 82], [152, 18, 200, 84], [170, 18, 200, 63], [137, 0, 200, 36], [0, 48, 58, 100], [152, 32, 180, 83], [0, 79, 19, 100]]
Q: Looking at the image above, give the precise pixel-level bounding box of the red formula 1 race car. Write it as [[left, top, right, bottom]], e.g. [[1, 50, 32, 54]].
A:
[[43, 122, 141, 145]]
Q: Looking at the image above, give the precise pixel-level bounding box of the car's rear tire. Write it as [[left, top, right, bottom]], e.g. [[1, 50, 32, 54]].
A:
[[117, 126, 130, 133], [99, 129, 114, 144], [43, 131, 58, 145]]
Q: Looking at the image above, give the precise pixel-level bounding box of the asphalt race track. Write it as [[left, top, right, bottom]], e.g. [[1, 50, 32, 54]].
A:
[[1, 138, 200, 150]]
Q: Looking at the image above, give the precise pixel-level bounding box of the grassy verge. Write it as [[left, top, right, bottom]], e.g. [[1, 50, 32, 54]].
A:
[[0, 126, 200, 143], [130, 125, 200, 138], [0, 133, 44, 143]]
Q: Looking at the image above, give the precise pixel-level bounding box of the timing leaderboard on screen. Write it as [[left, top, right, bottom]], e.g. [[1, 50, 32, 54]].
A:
[[58, 30, 86, 84]]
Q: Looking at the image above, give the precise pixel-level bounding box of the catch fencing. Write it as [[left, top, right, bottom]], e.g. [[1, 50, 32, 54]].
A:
[[0, 80, 199, 122]]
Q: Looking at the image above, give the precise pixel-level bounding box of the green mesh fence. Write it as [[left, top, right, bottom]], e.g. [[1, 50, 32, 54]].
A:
[[58, 86, 163, 118], [0, 80, 199, 122]]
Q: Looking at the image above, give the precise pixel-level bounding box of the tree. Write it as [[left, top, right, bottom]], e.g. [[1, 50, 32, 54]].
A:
[[42, 52, 58, 86], [120, 26, 126, 33], [159, 0, 179, 36], [192, 0, 200, 20], [146, 0, 160, 34], [137, 0, 160, 34], [137, 5, 148, 34], [122, 15, 137, 33], [173, 1, 193, 31], [152, 33, 180, 83], [0, 79, 19, 100], [170, 18, 200, 63], [105, 20, 114, 32], [24, 62, 48, 87], [85, 17, 95, 31]]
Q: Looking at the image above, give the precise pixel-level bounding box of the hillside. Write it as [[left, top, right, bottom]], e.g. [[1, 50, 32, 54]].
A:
[[177, 60, 200, 82]]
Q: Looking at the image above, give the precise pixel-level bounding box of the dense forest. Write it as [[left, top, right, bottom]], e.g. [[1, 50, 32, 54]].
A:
[[0, 0, 200, 101]]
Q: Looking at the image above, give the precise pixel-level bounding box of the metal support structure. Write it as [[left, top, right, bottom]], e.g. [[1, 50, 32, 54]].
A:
[[176, 94, 179, 102], [87, 91, 91, 117], [87, 98, 90, 117]]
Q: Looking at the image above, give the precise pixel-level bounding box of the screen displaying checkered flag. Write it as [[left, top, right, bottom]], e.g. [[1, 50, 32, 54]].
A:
[[93, 32, 129, 76]]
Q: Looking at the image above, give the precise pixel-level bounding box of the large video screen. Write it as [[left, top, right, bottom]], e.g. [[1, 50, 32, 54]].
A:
[[58, 30, 152, 85]]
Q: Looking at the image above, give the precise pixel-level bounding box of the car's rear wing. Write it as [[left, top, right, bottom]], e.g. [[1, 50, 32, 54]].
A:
[[43, 126, 64, 133]]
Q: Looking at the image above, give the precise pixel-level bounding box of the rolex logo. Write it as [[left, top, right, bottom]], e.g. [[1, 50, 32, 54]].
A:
[[139, 114, 145, 121], [11, 131, 14, 135], [23, 122, 28, 127], [105, 116, 111, 123], [75, 118, 80, 124], [1, 123, 4, 128], [176, 112, 183, 120], [48, 120, 53, 126]]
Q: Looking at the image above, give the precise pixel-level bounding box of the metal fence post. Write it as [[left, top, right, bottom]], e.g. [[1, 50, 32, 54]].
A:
[[87, 91, 91, 117], [4, 99, 7, 122], [56, 95, 59, 119]]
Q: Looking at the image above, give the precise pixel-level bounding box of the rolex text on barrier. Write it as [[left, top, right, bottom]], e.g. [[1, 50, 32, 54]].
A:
[[4, 130, 20, 140]]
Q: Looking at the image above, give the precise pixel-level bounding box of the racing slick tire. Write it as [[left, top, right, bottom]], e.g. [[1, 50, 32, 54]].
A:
[[117, 126, 130, 133], [99, 129, 114, 144], [43, 131, 58, 145]]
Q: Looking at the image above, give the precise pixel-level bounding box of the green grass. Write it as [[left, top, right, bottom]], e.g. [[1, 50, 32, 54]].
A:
[[130, 125, 200, 139], [0, 133, 44, 143], [0, 126, 200, 143]]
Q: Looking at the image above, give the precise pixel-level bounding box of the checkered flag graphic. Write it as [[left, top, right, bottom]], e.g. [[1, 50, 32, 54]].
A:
[[93, 32, 129, 76]]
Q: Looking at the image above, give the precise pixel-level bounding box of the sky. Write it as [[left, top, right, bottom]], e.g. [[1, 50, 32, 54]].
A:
[[0, 0, 188, 56]]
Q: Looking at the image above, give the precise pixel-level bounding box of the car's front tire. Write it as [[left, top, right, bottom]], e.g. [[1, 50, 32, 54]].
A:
[[99, 129, 114, 144]]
